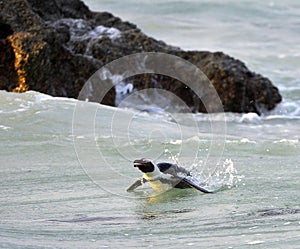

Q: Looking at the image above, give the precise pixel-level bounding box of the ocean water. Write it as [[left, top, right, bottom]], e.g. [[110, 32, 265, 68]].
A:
[[1, 0, 300, 248]]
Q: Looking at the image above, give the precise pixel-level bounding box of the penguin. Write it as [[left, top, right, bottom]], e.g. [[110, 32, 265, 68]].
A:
[[126, 158, 213, 193]]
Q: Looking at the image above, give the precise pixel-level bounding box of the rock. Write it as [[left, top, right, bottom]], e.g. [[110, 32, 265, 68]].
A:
[[0, 0, 282, 114], [0, 0, 115, 105], [172, 51, 282, 113]]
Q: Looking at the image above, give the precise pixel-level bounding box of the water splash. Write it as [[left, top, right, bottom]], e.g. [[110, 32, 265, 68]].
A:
[[52, 18, 121, 57], [206, 159, 243, 191], [161, 149, 242, 192], [164, 148, 180, 164]]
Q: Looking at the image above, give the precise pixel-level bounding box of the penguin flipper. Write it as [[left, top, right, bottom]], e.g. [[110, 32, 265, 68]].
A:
[[126, 177, 147, 192], [181, 177, 213, 193]]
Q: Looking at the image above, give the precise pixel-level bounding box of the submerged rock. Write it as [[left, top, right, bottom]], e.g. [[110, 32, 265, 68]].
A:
[[0, 0, 282, 114]]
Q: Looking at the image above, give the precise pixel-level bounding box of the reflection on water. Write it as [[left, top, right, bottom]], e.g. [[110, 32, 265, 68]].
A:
[[137, 188, 197, 220], [142, 188, 199, 205]]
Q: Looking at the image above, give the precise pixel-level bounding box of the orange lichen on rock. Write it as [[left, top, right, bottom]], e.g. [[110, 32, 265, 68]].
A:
[[8, 32, 29, 92], [8, 32, 47, 93]]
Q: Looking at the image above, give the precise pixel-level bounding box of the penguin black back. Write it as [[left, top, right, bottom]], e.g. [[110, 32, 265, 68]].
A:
[[157, 162, 191, 176]]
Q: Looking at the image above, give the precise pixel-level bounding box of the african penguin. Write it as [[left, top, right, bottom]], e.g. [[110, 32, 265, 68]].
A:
[[127, 158, 212, 193]]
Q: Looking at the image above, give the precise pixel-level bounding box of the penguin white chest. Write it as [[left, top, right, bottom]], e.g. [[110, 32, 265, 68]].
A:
[[143, 173, 174, 192]]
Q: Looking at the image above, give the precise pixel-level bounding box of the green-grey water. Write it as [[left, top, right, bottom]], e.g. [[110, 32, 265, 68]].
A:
[[1, 90, 299, 248]]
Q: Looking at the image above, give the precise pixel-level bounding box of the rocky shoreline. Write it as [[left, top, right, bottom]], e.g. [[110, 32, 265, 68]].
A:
[[0, 0, 282, 114]]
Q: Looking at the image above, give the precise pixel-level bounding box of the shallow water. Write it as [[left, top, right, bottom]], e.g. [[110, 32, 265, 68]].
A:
[[1, 0, 300, 248], [1, 90, 299, 248]]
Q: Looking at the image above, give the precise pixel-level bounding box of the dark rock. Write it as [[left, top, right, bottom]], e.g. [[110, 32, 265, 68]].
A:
[[0, 0, 115, 105], [172, 51, 282, 113], [27, 0, 92, 21], [0, 38, 18, 90], [0, 0, 282, 113], [0, 21, 14, 39]]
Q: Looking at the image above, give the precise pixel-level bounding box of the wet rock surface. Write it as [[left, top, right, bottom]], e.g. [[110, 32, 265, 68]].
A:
[[0, 0, 282, 113]]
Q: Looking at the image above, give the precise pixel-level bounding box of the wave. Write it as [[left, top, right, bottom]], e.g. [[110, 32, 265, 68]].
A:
[[2, 90, 299, 132], [264, 100, 300, 120]]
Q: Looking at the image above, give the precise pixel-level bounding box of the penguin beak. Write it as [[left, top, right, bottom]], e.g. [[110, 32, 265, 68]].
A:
[[133, 159, 144, 167]]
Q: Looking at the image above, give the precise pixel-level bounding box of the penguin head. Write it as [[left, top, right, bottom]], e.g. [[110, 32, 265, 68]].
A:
[[133, 158, 156, 173]]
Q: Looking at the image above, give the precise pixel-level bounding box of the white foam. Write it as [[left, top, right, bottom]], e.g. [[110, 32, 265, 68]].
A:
[[239, 112, 261, 124], [240, 138, 256, 144], [186, 136, 201, 143], [115, 82, 134, 106], [265, 100, 300, 119], [116, 83, 134, 95], [91, 25, 121, 40], [34, 92, 53, 103], [168, 139, 182, 145], [247, 240, 265, 245], [278, 54, 287, 59], [52, 18, 121, 56], [0, 125, 12, 131], [273, 139, 299, 145]]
